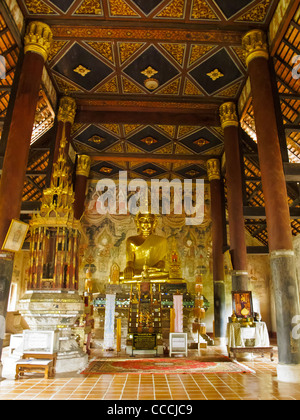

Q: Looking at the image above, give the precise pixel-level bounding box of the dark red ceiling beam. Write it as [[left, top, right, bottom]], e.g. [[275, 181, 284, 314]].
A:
[[75, 110, 221, 126]]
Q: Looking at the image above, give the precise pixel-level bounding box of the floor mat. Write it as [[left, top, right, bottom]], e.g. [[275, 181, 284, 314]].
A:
[[81, 357, 255, 375]]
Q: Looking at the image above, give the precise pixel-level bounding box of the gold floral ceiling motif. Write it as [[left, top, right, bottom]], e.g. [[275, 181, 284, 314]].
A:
[[140, 136, 158, 145], [206, 69, 224, 81], [193, 138, 209, 147], [141, 66, 158, 78], [73, 64, 91, 77], [88, 135, 105, 144]]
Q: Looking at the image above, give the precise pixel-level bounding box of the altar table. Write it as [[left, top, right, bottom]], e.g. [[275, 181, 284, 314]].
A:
[[226, 322, 274, 361]]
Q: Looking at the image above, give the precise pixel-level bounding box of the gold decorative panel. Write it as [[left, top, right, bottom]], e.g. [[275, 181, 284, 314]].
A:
[[155, 0, 186, 19], [96, 76, 119, 93], [236, 0, 271, 22], [118, 42, 145, 64], [189, 44, 215, 66], [86, 42, 114, 64], [108, 0, 139, 16], [24, 0, 56, 14], [160, 43, 186, 66], [190, 0, 219, 20], [74, 0, 103, 15]]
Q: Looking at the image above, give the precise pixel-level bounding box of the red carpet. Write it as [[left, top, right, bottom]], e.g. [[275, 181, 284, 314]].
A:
[[81, 357, 254, 374]]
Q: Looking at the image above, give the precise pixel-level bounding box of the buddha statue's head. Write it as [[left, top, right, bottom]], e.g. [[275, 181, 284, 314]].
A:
[[135, 212, 157, 237]]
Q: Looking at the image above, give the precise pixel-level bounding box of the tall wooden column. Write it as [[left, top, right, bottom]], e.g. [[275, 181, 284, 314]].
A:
[[0, 21, 52, 375], [243, 30, 300, 383], [74, 155, 91, 220], [0, 21, 52, 248], [207, 159, 226, 343], [219, 102, 248, 291]]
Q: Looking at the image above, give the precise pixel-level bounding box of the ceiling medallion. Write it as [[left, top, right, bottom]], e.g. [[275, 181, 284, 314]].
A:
[[141, 66, 158, 78], [73, 64, 91, 77], [206, 68, 224, 81], [141, 136, 158, 145], [186, 169, 199, 177], [88, 135, 105, 144], [99, 167, 113, 174], [143, 168, 157, 175], [193, 138, 209, 147], [141, 66, 159, 90]]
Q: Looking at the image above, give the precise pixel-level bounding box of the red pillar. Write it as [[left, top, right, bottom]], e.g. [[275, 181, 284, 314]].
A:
[[74, 155, 91, 220], [0, 21, 52, 248], [243, 29, 300, 382], [207, 159, 226, 343], [219, 102, 248, 291]]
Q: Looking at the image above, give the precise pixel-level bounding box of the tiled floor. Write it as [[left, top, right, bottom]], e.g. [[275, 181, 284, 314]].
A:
[[1, 343, 300, 400]]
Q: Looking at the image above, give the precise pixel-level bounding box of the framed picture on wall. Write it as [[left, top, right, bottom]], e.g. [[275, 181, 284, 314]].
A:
[[232, 291, 253, 318], [2, 219, 29, 252]]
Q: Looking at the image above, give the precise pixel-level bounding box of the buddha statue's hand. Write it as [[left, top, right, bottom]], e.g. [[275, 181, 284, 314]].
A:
[[124, 264, 134, 280], [156, 260, 165, 270]]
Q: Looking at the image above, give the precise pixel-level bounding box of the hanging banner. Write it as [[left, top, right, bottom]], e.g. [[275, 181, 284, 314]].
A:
[[173, 294, 183, 333], [104, 293, 116, 350]]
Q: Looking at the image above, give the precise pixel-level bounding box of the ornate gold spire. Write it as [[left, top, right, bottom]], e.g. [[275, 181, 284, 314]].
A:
[[242, 29, 269, 67], [24, 21, 53, 63], [207, 159, 221, 181], [219, 102, 239, 129], [31, 124, 75, 226], [76, 155, 91, 177], [57, 96, 77, 124]]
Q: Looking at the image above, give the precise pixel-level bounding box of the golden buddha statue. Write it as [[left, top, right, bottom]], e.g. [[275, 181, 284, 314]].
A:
[[123, 213, 168, 281]]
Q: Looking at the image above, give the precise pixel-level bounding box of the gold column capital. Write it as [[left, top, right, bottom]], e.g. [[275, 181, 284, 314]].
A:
[[76, 155, 91, 177], [207, 159, 221, 181], [242, 29, 269, 67], [24, 21, 53, 63], [57, 96, 77, 124], [219, 102, 238, 129]]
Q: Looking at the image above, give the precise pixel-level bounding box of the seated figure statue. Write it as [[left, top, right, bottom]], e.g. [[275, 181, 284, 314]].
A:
[[123, 212, 168, 280]]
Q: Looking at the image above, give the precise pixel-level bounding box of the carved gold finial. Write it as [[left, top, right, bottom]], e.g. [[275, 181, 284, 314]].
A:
[[219, 102, 239, 129], [207, 159, 221, 181], [24, 21, 53, 63], [57, 96, 77, 124], [76, 155, 91, 177], [242, 29, 269, 67]]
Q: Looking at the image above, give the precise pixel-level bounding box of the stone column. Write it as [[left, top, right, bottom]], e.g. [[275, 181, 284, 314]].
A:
[[219, 102, 248, 291], [242, 29, 300, 383], [74, 155, 91, 220], [207, 159, 226, 344], [0, 22, 52, 375]]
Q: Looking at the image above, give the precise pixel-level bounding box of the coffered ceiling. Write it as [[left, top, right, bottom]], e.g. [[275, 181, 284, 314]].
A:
[[2, 0, 300, 246], [17, 0, 276, 181]]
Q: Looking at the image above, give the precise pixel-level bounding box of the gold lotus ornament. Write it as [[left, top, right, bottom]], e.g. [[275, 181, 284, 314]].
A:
[[73, 64, 91, 77], [206, 68, 224, 81], [141, 66, 159, 90]]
